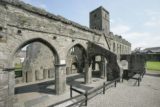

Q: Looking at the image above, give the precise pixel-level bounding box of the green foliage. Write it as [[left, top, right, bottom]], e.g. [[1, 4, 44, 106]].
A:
[[15, 63, 22, 78], [146, 61, 160, 71]]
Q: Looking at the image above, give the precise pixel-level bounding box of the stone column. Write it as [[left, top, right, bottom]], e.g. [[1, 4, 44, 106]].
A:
[[22, 72, 27, 83], [66, 67, 70, 75], [100, 57, 106, 79], [0, 69, 15, 107], [43, 69, 48, 79], [8, 71, 15, 107], [55, 64, 66, 95], [105, 63, 107, 80], [85, 60, 92, 84], [119, 67, 123, 82], [48, 68, 54, 78], [100, 62, 105, 79], [27, 70, 35, 82], [36, 69, 44, 80]]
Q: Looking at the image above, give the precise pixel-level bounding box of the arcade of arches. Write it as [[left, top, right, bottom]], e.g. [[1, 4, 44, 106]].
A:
[[0, 0, 132, 106]]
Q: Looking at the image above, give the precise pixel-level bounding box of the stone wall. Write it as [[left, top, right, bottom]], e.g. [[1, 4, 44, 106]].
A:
[[89, 6, 131, 55], [0, 0, 132, 106], [120, 54, 146, 76], [0, 71, 14, 107]]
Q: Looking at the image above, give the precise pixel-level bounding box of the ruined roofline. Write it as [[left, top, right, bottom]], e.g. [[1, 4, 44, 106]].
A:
[[110, 32, 131, 46], [1, 0, 102, 36]]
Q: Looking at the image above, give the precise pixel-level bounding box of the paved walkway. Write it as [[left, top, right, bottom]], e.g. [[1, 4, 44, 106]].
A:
[[14, 73, 106, 107], [14, 71, 160, 107], [86, 71, 160, 107]]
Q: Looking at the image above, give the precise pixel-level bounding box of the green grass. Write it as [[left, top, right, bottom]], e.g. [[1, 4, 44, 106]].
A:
[[15, 63, 22, 69], [146, 61, 160, 71], [15, 64, 22, 78]]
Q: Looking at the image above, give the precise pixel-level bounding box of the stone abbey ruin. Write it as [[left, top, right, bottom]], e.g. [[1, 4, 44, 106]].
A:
[[0, 0, 146, 107]]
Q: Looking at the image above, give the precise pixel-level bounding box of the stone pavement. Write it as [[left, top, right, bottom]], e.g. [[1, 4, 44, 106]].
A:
[[14, 71, 160, 107], [86, 71, 160, 107], [14, 73, 106, 107]]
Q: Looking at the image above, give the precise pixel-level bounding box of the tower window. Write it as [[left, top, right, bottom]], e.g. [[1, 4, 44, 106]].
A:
[[0, 27, 2, 31], [94, 14, 97, 18], [105, 14, 107, 18]]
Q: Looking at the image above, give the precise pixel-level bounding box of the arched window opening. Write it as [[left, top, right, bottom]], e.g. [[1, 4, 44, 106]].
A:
[[13, 39, 58, 105]]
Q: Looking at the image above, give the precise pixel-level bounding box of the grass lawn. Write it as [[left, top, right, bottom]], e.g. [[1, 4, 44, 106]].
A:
[[15, 63, 22, 78], [146, 61, 160, 71]]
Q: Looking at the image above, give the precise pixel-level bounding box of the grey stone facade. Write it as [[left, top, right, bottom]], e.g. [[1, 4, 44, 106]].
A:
[[0, 0, 131, 106], [90, 6, 131, 55]]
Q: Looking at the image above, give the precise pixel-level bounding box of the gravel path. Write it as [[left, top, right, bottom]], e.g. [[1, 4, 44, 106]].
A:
[[86, 72, 160, 107]]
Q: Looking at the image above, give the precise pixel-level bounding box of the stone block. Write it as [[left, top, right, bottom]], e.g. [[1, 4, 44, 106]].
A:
[[35, 70, 44, 80], [0, 73, 8, 89], [0, 101, 5, 107], [26, 71, 35, 82], [0, 87, 8, 101], [48, 68, 54, 78], [43, 69, 48, 79], [66, 67, 71, 75]]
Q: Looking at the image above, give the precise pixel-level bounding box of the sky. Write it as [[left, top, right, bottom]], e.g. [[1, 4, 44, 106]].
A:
[[22, 0, 160, 50]]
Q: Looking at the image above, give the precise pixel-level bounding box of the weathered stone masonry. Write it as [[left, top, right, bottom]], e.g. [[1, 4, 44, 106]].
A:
[[0, 0, 131, 106]]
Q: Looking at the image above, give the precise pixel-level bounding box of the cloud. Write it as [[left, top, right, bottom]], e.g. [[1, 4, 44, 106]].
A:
[[145, 10, 160, 16], [111, 22, 160, 50], [125, 32, 160, 50], [22, 0, 47, 10], [144, 10, 160, 27], [111, 24, 131, 34], [144, 16, 160, 27], [39, 4, 47, 10], [22, 0, 32, 3]]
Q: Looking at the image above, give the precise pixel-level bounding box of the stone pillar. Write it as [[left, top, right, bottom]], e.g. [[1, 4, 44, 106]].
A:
[[100, 62, 105, 79], [85, 60, 92, 84], [100, 57, 106, 79], [43, 69, 48, 79], [22, 72, 27, 83], [66, 67, 70, 75], [55, 64, 66, 95], [8, 71, 15, 107], [105, 63, 107, 80], [35, 69, 44, 80], [48, 68, 54, 78], [0, 70, 15, 107], [119, 67, 123, 82], [26, 70, 35, 82]]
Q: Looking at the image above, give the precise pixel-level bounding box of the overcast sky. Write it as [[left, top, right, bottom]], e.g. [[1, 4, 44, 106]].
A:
[[22, 0, 160, 50]]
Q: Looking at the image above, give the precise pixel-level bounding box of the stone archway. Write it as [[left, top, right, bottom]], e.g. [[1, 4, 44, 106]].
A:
[[66, 43, 87, 84], [8, 37, 66, 98], [12, 38, 59, 63], [66, 44, 87, 75], [90, 55, 108, 79], [12, 38, 59, 84], [87, 42, 120, 81]]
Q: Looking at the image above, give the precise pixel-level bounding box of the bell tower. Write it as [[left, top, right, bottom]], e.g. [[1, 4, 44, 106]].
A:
[[90, 6, 110, 35]]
